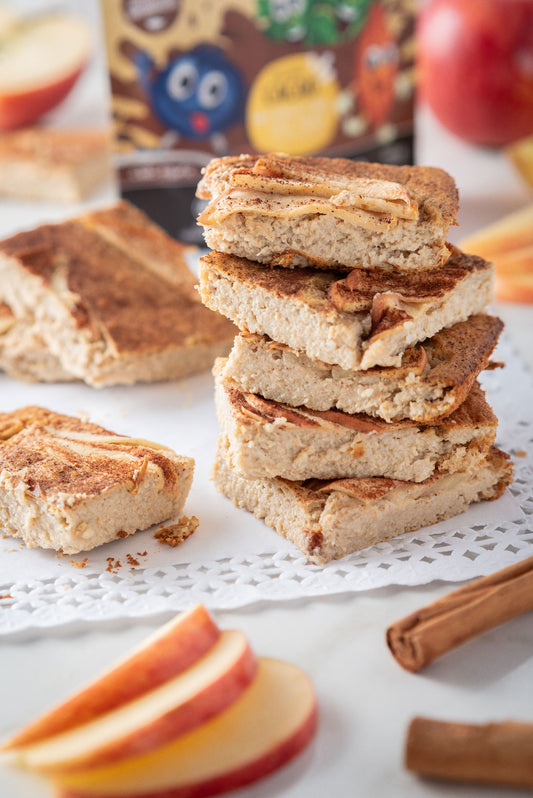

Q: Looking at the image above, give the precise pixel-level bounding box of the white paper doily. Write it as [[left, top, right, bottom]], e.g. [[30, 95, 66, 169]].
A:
[[0, 333, 531, 636]]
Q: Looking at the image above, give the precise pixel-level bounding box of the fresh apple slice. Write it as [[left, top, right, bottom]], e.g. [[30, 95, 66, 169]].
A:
[[2, 605, 220, 752], [10, 629, 256, 777], [0, 13, 91, 130], [54, 657, 317, 798]]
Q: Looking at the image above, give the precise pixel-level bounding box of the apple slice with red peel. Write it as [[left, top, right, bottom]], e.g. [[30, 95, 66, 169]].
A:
[[11, 629, 256, 777], [0, 13, 91, 130], [53, 657, 317, 798], [3, 605, 221, 752]]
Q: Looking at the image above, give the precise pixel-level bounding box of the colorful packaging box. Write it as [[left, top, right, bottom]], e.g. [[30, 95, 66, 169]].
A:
[[101, 0, 415, 240]]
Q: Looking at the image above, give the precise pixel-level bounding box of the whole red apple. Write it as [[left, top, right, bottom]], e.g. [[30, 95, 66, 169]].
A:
[[418, 0, 533, 146]]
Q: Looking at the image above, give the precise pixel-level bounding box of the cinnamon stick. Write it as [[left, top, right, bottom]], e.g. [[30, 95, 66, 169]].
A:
[[406, 717, 533, 789], [387, 555, 533, 672]]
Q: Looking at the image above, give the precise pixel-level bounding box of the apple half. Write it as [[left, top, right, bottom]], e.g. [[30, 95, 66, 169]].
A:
[[0, 13, 91, 130], [53, 657, 318, 798], [9, 629, 256, 777], [2, 605, 221, 751]]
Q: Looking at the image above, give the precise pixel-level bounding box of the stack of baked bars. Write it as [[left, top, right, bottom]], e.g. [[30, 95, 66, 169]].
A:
[[197, 154, 513, 565]]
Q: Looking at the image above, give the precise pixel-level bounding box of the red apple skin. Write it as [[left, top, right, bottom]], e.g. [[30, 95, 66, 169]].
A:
[[56, 706, 318, 798], [418, 0, 533, 146], [0, 65, 87, 130], [39, 638, 258, 775], [3, 606, 221, 751]]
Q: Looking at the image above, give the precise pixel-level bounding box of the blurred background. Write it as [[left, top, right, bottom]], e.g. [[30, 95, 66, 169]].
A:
[[0, 0, 531, 310]]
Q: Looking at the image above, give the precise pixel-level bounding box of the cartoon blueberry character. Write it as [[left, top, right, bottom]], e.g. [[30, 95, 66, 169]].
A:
[[136, 46, 245, 145]]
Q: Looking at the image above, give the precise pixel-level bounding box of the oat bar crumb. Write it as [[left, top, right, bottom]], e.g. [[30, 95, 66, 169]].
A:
[[69, 558, 88, 569], [155, 516, 199, 547], [106, 557, 121, 574]]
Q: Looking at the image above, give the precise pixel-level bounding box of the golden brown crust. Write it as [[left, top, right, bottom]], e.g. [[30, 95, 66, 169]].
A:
[[231, 154, 419, 220], [198, 154, 459, 228], [201, 250, 340, 311], [328, 250, 489, 313], [79, 201, 198, 294], [227, 387, 321, 428], [201, 249, 491, 329], [304, 446, 512, 505], [223, 314, 502, 424], [423, 315, 503, 389], [0, 406, 188, 504], [0, 127, 110, 166], [0, 201, 235, 356], [225, 380, 497, 435]]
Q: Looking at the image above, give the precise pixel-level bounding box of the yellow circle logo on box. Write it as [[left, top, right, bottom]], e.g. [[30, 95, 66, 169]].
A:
[[246, 52, 340, 155]]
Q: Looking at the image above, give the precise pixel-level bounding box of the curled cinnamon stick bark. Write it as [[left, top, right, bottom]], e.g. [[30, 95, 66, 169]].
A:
[[387, 555, 533, 671], [406, 717, 533, 789]]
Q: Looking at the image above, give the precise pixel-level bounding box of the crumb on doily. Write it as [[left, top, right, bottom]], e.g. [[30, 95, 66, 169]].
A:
[[106, 557, 121, 574], [155, 516, 199, 547], [515, 450, 527, 458], [70, 558, 88, 569], [0, 594, 12, 600]]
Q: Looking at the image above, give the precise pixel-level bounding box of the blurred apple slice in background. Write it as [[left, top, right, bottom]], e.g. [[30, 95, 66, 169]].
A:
[[10, 629, 256, 776], [0, 12, 91, 130], [53, 657, 317, 798], [2, 605, 221, 751], [460, 204, 533, 303], [507, 135, 533, 190], [493, 252, 533, 303], [461, 204, 533, 259]]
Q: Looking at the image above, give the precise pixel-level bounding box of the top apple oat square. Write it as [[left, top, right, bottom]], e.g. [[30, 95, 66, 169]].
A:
[[197, 154, 458, 272]]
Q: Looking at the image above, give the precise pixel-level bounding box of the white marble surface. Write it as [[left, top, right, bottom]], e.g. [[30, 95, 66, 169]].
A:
[[1, 5, 533, 795]]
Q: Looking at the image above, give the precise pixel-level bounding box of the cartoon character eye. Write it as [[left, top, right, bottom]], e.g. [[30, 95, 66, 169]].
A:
[[197, 70, 228, 110], [166, 60, 198, 101], [365, 44, 384, 69], [384, 42, 399, 65]]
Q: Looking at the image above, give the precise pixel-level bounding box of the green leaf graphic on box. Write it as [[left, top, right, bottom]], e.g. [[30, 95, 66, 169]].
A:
[[256, 0, 372, 45], [257, 0, 308, 42], [340, 0, 373, 36]]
